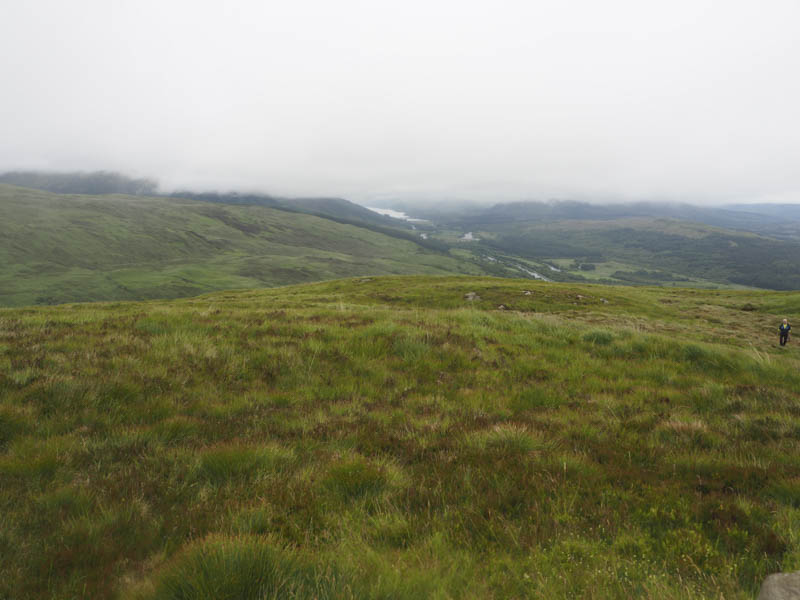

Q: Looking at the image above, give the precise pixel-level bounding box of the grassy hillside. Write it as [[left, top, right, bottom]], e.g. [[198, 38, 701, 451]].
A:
[[0, 185, 484, 306], [169, 190, 411, 231], [0, 171, 405, 229], [2, 276, 800, 599]]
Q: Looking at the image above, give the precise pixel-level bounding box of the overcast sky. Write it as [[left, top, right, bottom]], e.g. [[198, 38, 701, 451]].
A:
[[1, 0, 799, 204]]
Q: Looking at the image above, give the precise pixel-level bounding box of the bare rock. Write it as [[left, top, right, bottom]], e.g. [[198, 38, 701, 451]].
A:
[[601, 298, 609, 304], [522, 290, 533, 296], [464, 292, 480, 301], [758, 572, 800, 600], [497, 304, 508, 310]]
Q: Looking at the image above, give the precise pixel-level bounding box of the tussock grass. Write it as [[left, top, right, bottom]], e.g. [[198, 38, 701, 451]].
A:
[[126, 535, 331, 600], [1, 276, 800, 598], [323, 458, 389, 500], [197, 444, 296, 484]]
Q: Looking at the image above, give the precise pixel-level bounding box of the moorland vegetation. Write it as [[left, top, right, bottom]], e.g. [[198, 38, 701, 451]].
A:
[[1, 276, 800, 599]]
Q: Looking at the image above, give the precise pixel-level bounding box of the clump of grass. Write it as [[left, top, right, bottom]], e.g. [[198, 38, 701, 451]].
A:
[[150, 416, 201, 446], [767, 479, 800, 509], [465, 424, 548, 455], [127, 535, 311, 600], [0, 408, 27, 449], [0, 435, 74, 482], [509, 386, 563, 411], [323, 458, 388, 500], [679, 342, 743, 375], [8, 367, 39, 387], [51, 503, 157, 575], [24, 380, 92, 418], [196, 445, 295, 484], [231, 507, 275, 536], [134, 317, 175, 336], [390, 334, 430, 363], [127, 534, 449, 600], [367, 511, 413, 548], [35, 485, 94, 519], [582, 330, 615, 345]]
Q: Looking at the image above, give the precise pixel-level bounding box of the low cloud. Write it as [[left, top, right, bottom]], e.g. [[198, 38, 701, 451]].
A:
[[1, 0, 799, 204]]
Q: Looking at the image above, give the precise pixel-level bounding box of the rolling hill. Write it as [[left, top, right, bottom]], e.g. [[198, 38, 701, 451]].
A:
[[0, 184, 484, 306], [4, 175, 800, 310], [0, 169, 420, 230], [1, 276, 799, 598]]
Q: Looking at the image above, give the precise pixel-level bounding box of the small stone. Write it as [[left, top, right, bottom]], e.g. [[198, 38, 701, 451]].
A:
[[758, 571, 800, 600], [464, 292, 480, 301], [576, 294, 586, 300], [601, 298, 609, 304], [497, 304, 508, 310], [523, 290, 532, 296]]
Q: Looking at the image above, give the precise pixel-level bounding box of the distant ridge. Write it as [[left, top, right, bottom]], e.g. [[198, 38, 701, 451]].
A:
[[0, 170, 158, 196], [170, 190, 407, 229], [0, 171, 411, 229], [4, 172, 800, 298]]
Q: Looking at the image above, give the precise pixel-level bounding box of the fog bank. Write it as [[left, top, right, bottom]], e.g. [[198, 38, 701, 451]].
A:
[[1, 0, 799, 204]]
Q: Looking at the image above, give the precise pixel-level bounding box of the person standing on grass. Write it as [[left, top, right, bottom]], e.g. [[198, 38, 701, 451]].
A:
[[780, 318, 791, 346]]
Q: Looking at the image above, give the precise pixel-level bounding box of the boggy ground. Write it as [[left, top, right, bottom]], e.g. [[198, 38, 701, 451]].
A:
[[1, 276, 800, 599]]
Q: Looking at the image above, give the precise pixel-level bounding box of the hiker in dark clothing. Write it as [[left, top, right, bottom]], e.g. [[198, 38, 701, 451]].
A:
[[780, 319, 791, 346]]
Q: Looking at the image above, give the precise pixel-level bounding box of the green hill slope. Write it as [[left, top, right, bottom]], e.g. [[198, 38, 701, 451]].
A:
[[2, 276, 800, 599], [0, 185, 484, 306], [169, 190, 410, 230]]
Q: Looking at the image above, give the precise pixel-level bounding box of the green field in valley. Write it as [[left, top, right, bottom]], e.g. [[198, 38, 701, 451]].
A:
[[2, 276, 800, 598]]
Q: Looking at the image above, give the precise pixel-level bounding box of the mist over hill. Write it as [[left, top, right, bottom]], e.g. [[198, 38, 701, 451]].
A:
[[388, 197, 800, 238], [0, 171, 410, 228], [5, 169, 798, 239], [0, 170, 158, 196]]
